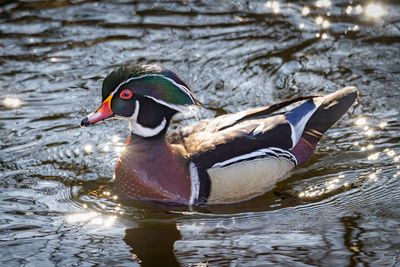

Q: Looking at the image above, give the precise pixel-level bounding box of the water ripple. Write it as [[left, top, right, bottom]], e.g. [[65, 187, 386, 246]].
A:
[[1, 0, 399, 266]]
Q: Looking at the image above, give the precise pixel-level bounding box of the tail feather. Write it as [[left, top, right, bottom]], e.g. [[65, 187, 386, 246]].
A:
[[291, 87, 358, 164], [309, 87, 358, 134]]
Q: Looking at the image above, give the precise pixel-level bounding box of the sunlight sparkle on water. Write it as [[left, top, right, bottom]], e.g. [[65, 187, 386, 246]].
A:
[[355, 5, 363, 14], [365, 129, 374, 136], [355, 117, 367, 126], [91, 217, 104, 225], [67, 212, 98, 223], [112, 135, 120, 143], [326, 183, 335, 190], [365, 3, 386, 19], [386, 150, 396, 157], [299, 188, 325, 198], [3, 97, 22, 108], [321, 33, 328, 39], [48, 57, 59, 62], [315, 16, 324, 25], [367, 144, 375, 150], [84, 144, 93, 154], [368, 152, 380, 161], [322, 20, 330, 29], [265, 1, 280, 13], [103, 216, 117, 227], [272, 1, 280, 14], [101, 144, 110, 152], [302, 6, 310, 16], [315, 0, 331, 8], [299, 23, 305, 29], [298, 180, 344, 198], [346, 6, 353, 15], [379, 122, 387, 129], [368, 173, 378, 182]]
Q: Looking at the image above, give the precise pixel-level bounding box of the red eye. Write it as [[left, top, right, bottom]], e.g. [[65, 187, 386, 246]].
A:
[[119, 89, 133, 100]]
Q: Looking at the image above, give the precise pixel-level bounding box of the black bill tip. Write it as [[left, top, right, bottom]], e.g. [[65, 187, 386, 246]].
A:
[[80, 117, 91, 127]]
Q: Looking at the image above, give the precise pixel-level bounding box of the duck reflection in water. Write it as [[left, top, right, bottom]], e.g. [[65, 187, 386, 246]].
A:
[[124, 222, 181, 267]]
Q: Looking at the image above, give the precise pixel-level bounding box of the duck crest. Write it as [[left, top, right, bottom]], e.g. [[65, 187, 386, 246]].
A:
[[102, 64, 199, 111]]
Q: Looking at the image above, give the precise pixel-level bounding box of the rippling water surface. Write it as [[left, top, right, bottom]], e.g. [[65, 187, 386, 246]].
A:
[[1, 0, 400, 266]]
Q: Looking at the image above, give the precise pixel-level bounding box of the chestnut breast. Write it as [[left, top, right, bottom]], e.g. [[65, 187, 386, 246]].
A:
[[114, 136, 191, 204]]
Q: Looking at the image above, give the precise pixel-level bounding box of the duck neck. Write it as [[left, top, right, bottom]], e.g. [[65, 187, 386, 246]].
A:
[[129, 97, 177, 138], [126, 133, 170, 158]]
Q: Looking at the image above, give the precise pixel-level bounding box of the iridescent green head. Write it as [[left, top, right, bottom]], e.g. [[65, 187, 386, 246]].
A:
[[103, 64, 199, 110], [81, 64, 200, 138]]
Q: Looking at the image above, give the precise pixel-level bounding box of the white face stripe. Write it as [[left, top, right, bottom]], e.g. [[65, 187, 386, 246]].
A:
[[189, 162, 200, 206], [129, 100, 167, 137], [144, 95, 184, 112], [111, 74, 195, 105]]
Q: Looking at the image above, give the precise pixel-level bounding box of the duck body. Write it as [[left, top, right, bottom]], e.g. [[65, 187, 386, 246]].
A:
[[81, 64, 358, 206]]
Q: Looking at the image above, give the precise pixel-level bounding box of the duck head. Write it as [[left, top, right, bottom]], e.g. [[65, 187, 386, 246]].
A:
[[81, 64, 199, 138]]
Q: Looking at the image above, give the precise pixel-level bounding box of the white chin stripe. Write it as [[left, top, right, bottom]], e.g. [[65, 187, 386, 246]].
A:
[[129, 100, 167, 137], [189, 162, 200, 206]]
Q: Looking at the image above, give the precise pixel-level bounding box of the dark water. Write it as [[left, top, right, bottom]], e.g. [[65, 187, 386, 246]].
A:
[[1, 0, 400, 266]]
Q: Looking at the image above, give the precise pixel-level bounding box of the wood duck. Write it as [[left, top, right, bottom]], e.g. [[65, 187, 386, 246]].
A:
[[81, 64, 358, 205]]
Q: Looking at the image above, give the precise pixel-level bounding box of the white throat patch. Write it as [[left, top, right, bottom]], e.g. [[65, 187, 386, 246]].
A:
[[129, 100, 167, 137]]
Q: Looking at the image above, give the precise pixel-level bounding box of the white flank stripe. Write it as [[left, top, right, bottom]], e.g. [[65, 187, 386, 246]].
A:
[[129, 101, 167, 137], [189, 162, 200, 205], [270, 147, 298, 165], [212, 148, 276, 168], [212, 147, 297, 169]]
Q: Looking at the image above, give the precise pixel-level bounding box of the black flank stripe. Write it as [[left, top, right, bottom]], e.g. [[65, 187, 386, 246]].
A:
[[197, 167, 211, 205]]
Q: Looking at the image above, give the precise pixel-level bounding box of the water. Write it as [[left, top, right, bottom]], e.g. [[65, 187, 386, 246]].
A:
[[1, 0, 399, 266]]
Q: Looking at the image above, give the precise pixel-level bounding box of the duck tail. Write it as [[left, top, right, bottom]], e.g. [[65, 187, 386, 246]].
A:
[[291, 87, 358, 164]]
